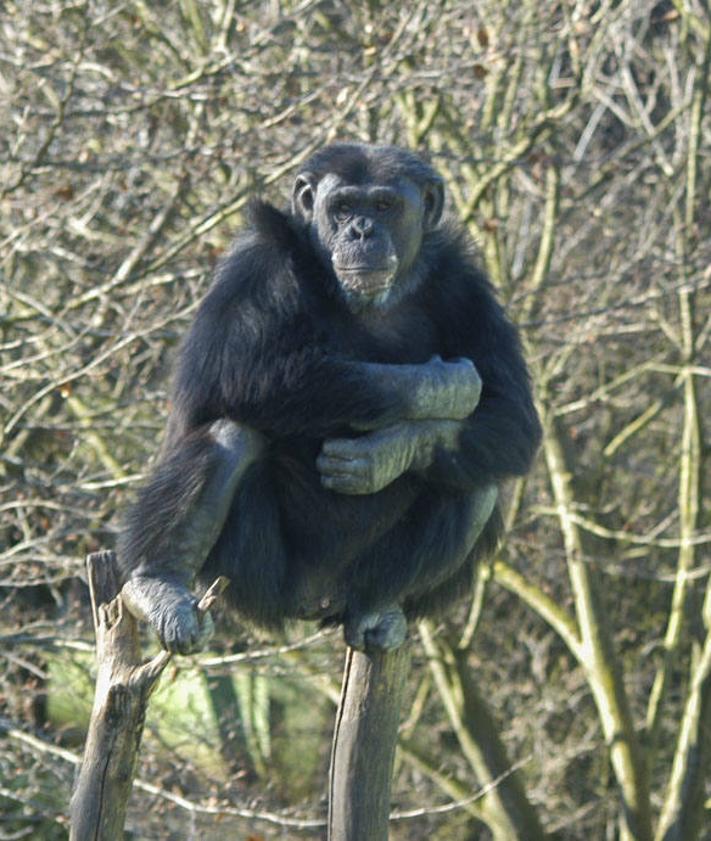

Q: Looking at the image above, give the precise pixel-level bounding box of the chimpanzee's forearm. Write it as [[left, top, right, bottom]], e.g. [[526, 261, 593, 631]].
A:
[[215, 354, 481, 438]]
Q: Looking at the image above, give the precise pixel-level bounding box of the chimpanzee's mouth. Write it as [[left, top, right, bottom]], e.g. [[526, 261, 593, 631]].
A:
[[335, 267, 396, 297], [334, 265, 393, 275]]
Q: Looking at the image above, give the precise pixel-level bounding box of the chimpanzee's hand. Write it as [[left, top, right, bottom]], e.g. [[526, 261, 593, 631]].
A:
[[349, 356, 481, 432], [318, 419, 461, 495], [406, 355, 482, 421], [318, 423, 419, 495], [122, 575, 213, 655]]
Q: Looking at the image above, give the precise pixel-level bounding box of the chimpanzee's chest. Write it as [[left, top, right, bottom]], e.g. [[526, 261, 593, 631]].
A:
[[321, 299, 441, 364]]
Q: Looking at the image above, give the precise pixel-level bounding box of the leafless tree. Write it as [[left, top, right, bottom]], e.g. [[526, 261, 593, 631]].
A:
[[1, 2, 709, 838]]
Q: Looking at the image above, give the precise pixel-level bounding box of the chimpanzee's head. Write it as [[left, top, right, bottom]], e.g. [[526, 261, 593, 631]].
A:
[[292, 143, 444, 310]]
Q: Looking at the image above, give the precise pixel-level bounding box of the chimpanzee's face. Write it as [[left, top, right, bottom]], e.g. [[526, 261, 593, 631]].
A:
[[292, 170, 443, 311]]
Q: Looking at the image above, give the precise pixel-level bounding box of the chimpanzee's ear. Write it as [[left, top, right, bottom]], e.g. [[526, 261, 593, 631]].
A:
[[292, 172, 317, 222], [423, 178, 445, 231]]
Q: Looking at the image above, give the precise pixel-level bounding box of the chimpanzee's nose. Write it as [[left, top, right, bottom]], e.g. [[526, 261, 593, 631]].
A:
[[351, 217, 374, 240]]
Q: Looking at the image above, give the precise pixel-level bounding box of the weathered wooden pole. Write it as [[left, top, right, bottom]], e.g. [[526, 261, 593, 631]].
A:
[[70, 551, 226, 841], [328, 643, 411, 841]]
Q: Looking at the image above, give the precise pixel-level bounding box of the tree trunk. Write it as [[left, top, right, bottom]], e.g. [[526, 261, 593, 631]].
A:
[[70, 551, 152, 840], [70, 551, 226, 841], [328, 644, 411, 841]]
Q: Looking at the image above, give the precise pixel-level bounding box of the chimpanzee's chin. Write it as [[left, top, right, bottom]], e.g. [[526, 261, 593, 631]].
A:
[[337, 267, 394, 294], [337, 274, 396, 311]]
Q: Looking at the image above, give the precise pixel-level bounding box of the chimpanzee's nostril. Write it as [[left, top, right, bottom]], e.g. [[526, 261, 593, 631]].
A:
[[352, 217, 374, 240]]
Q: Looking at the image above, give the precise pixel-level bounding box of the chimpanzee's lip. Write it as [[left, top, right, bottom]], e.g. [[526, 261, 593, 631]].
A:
[[335, 267, 395, 297], [334, 265, 393, 275]]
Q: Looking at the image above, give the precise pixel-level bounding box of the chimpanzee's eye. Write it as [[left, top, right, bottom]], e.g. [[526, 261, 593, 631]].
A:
[[375, 198, 393, 212], [334, 201, 352, 220]]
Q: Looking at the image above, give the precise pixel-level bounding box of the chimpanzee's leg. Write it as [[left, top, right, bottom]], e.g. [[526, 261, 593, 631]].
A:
[[118, 420, 265, 653], [343, 483, 498, 651]]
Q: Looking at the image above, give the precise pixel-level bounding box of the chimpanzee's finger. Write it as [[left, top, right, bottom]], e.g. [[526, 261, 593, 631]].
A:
[[316, 453, 368, 477], [320, 437, 368, 460], [320, 473, 372, 495]]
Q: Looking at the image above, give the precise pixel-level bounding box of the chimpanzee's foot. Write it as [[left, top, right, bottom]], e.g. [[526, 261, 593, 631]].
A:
[[344, 605, 407, 651], [122, 575, 213, 655]]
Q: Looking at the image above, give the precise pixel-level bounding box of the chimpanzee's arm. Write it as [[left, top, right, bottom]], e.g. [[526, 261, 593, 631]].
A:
[[317, 402, 534, 497], [318, 367, 540, 495], [318, 269, 542, 494], [417, 261, 542, 487]]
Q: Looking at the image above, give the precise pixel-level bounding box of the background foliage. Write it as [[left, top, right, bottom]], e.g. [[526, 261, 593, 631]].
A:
[[1, 1, 709, 839]]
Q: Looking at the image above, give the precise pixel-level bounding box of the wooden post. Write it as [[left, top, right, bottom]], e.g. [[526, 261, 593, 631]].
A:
[[328, 644, 411, 841], [70, 551, 226, 841]]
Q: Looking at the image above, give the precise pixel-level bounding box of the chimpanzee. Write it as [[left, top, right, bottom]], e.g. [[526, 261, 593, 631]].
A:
[[117, 143, 541, 653]]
